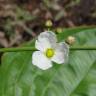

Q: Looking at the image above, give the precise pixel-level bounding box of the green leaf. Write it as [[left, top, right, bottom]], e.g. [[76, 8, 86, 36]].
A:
[[0, 27, 96, 96], [58, 26, 96, 41]]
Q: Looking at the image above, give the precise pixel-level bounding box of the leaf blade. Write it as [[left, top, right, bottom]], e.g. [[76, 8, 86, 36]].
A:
[[0, 27, 96, 96]]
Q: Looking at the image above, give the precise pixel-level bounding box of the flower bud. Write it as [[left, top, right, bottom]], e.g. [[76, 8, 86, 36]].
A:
[[66, 36, 75, 45], [45, 20, 53, 27], [56, 27, 63, 33]]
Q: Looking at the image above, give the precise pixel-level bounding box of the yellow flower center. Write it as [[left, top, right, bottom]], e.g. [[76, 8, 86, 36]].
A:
[[46, 48, 54, 58]]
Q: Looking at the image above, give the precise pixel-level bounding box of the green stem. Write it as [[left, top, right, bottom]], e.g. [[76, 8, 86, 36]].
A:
[[0, 46, 96, 52], [70, 46, 96, 50], [0, 47, 36, 52]]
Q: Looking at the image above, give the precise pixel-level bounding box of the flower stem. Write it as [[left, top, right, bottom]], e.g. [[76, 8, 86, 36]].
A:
[[0, 47, 36, 52], [0, 46, 96, 52], [70, 46, 96, 50]]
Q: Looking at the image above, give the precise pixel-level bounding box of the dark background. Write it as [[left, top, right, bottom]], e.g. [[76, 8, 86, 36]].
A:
[[0, 0, 96, 48]]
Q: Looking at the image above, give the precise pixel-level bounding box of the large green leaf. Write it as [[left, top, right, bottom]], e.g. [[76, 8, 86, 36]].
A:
[[0, 27, 96, 96]]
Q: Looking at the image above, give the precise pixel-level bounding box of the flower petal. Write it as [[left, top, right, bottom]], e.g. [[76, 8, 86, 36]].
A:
[[32, 51, 52, 70], [39, 31, 57, 43], [35, 38, 52, 52], [51, 42, 69, 64], [35, 31, 57, 52]]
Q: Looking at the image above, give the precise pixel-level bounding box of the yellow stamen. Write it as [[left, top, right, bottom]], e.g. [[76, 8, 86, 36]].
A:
[[46, 48, 54, 58]]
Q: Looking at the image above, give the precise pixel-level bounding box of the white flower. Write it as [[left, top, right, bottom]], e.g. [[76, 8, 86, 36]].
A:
[[32, 31, 69, 70]]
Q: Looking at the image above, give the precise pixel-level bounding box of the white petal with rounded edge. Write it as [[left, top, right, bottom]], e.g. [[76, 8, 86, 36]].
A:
[[35, 38, 52, 52], [35, 31, 57, 52], [52, 42, 69, 64], [39, 31, 57, 43], [32, 51, 52, 70]]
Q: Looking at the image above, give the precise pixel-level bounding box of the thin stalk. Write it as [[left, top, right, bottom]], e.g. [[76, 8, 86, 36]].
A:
[[0, 46, 96, 52], [70, 46, 96, 50], [0, 47, 36, 52]]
